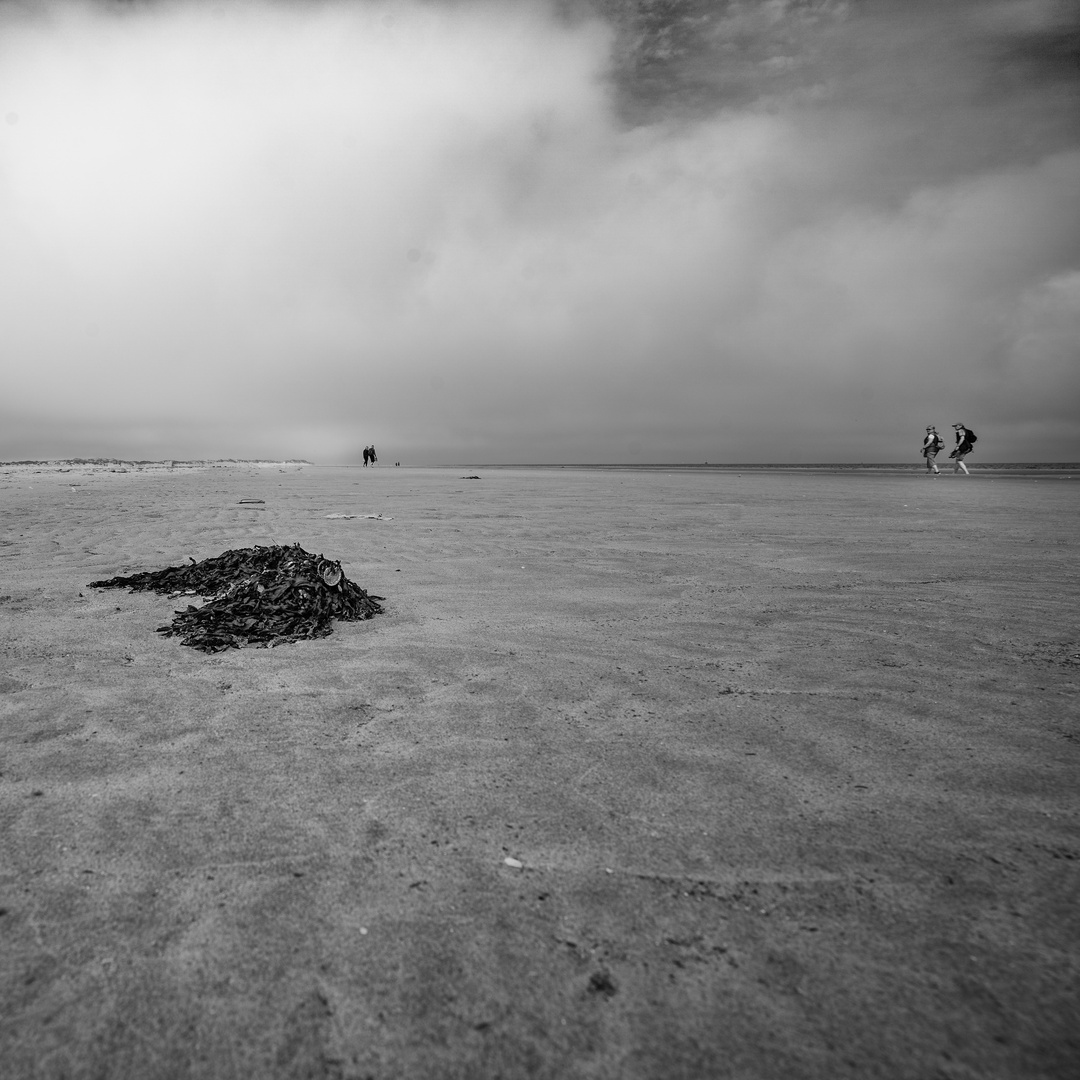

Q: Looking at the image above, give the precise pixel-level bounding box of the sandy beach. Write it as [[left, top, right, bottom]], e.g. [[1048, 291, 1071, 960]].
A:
[[1, 462, 1077, 1079]]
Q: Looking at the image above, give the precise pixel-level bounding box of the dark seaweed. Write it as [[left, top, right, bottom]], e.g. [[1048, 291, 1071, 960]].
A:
[[89, 544, 384, 652]]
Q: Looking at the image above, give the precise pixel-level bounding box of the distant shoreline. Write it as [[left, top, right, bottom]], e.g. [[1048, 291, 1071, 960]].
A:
[[3, 459, 1075, 474], [0, 458, 310, 469], [322, 461, 1080, 473]]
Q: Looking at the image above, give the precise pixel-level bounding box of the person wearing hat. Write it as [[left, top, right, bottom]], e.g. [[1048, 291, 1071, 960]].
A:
[[921, 425, 943, 474], [950, 423, 975, 474]]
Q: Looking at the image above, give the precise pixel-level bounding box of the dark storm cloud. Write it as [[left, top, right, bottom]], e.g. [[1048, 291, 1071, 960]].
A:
[[1, 0, 1078, 462]]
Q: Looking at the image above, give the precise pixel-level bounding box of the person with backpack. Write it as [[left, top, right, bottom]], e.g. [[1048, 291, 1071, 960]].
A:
[[921, 425, 944, 474], [950, 423, 977, 474]]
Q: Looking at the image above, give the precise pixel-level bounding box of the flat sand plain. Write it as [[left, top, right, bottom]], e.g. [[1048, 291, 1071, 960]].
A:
[[1, 462, 1077, 1080]]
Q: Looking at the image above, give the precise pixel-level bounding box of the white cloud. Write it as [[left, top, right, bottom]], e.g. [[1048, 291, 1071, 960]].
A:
[[1, 0, 1077, 462]]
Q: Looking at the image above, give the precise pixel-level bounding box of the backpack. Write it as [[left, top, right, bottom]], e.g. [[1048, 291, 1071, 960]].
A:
[[967, 429, 977, 444], [933, 434, 945, 451]]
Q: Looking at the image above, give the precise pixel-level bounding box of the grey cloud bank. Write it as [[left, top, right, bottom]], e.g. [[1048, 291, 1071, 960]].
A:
[[1, 0, 1078, 463]]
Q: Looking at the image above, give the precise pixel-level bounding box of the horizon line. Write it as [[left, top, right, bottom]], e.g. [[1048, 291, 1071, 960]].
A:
[[8, 458, 1078, 471]]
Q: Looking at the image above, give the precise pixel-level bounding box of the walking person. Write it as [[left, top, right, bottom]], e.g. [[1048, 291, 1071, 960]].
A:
[[368, 445, 377, 466], [922, 425, 943, 474], [362, 446, 370, 467], [950, 423, 976, 474]]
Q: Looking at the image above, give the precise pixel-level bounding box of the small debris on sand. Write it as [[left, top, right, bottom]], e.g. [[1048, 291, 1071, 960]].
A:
[[326, 512, 393, 520], [588, 970, 618, 997], [89, 543, 384, 652]]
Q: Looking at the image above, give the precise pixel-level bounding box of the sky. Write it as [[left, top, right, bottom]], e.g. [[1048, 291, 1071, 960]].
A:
[[1, 0, 1078, 464]]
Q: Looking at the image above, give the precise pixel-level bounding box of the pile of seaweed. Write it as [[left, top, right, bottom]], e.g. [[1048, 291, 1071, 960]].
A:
[[89, 544, 384, 652]]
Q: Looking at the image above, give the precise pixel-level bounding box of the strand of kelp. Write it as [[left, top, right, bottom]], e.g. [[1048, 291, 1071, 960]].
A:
[[89, 544, 384, 652]]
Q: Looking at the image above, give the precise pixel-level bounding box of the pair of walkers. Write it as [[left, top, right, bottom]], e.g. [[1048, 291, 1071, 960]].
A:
[[362, 445, 378, 467], [922, 424, 976, 474]]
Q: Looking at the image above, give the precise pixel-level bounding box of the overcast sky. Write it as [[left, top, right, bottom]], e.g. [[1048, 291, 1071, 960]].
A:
[[2, 0, 1078, 463]]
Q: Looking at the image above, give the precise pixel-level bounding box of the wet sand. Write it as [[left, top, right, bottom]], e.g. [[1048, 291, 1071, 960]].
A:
[[1, 463, 1077, 1079]]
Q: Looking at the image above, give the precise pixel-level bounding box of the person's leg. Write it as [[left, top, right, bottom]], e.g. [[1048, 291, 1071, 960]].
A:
[[958, 459, 969, 474]]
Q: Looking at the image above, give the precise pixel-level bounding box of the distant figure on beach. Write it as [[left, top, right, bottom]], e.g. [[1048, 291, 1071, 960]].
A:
[[922, 425, 943, 474], [362, 446, 370, 467], [950, 423, 976, 474], [368, 445, 377, 465]]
